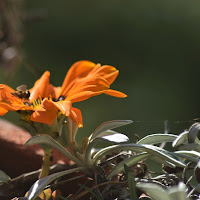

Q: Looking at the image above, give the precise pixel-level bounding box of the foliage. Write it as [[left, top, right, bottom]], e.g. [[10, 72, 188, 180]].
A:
[[10, 121, 199, 200]]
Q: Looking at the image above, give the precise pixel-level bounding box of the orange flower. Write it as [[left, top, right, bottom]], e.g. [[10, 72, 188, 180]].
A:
[[0, 61, 126, 127]]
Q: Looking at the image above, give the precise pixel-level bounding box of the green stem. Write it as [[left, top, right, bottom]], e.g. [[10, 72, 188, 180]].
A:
[[39, 148, 52, 179]]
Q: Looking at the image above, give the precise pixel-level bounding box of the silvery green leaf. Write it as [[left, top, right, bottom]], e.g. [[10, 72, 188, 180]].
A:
[[175, 150, 200, 159], [85, 133, 129, 165], [26, 167, 86, 200], [89, 120, 132, 141], [107, 153, 150, 179], [179, 143, 200, 152], [94, 129, 127, 139], [173, 129, 200, 147], [93, 143, 185, 168], [188, 122, 200, 143], [174, 152, 199, 162], [137, 182, 189, 200], [168, 182, 189, 200], [101, 133, 129, 143], [137, 133, 177, 145], [0, 170, 10, 183], [25, 134, 82, 166], [172, 130, 189, 147], [137, 182, 170, 200]]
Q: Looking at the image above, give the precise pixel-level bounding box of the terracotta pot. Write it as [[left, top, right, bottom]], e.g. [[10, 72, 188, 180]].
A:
[[0, 119, 71, 178]]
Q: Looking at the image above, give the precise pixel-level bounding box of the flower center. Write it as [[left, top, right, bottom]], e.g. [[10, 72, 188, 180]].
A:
[[31, 96, 42, 109]]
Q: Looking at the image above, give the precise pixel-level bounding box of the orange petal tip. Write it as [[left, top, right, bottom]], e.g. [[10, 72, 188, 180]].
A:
[[104, 89, 127, 98]]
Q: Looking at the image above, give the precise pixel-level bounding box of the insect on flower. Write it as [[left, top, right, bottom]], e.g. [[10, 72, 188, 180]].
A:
[[11, 85, 30, 100], [0, 60, 127, 127]]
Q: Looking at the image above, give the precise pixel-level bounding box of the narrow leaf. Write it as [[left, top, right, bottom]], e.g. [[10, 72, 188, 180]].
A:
[[172, 131, 189, 147], [137, 134, 177, 145], [168, 182, 189, 200], [174, 152, 199, 162], [137, 182, 170, 200], [94, 129, 128, 139], [0, 170, 10, 183], [25, 134, 82, 166], [101, 133, 129, 143], [78, 184, 102, 200], [85, 133, 129, 166], [175, 150, 200, 159], [179, 143, 200, 152], [188, 123, 200, 143], [89, 120, 132, 141], [107, 153, 149, 179], [124, 164, 138, 200], [26, 167, 86, 200], [93, 143, 185, 168]]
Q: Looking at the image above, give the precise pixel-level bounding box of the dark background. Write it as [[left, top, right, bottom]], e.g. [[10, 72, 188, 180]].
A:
[[1, 0, 200, 142]]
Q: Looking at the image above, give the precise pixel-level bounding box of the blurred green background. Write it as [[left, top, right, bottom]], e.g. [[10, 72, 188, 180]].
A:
[[1, 0, 200, 141]]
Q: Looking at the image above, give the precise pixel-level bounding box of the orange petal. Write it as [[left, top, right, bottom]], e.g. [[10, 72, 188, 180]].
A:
[[0, 107, 8, 115], [60, 60, 96, 97], [53, 100, 72, 116], [29, 71, 52, 102], [31, 98, 58, 125], [66, 75, 110, 103], [69, 107, 83, 128], [104, 89, 127, 98], [68, 89, 107, 103], [0, 101, 33, 112], [102, 70, 119, 85], [88, 65, 117, 77], [88, 65, 119, 84], [67, 75, 109, 96], [0, 85, 32, 112], [0, 84, 22, 104], [0, 84, 15, 93]]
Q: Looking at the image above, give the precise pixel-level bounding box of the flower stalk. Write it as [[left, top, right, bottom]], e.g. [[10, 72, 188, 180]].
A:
[[39, 148, 52, 179]]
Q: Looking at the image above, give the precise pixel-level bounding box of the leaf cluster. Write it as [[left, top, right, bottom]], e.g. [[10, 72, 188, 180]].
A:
[[3, 121, 200, 200]]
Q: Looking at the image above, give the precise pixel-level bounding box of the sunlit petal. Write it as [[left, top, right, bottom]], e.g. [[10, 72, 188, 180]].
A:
[[67, 76, 109, 97], [0, 84, 15, 93], [69, 91, 104, 103], [88, 64, 117, 77], [102, 70, 119, 84], [0, 107, 8, 115], [60, 60, 96, 97], [29, 71, 53, 101], [31, 98, 58, 125], [104, 89, 127, 98], [53, 100, 72, 116], [0, 84, 22, 104], [87, 65, 119, 84], [69, 107, 83, 128], [0, 101, 33, 112]]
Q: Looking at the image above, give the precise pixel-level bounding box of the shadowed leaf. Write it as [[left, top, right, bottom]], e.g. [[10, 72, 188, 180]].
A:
[[25, 134, 82, 166], [26, 167, 86, 200], [124, 164, 138, 200]]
